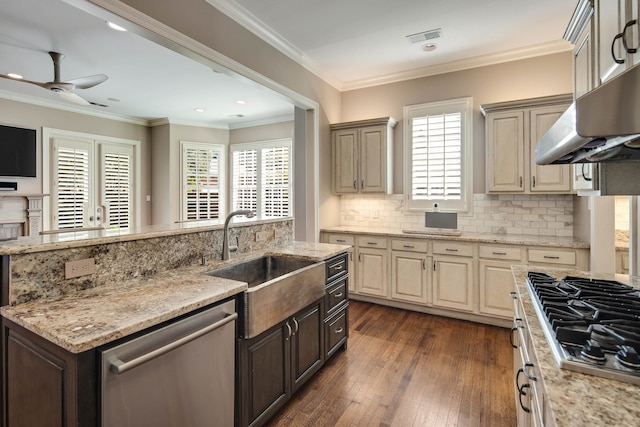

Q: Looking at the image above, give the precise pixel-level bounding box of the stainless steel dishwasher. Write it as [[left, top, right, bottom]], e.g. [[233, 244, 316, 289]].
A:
[[100, 299, 237, 427]]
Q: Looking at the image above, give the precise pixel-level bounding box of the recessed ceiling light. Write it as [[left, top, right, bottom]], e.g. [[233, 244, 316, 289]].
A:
[[107, 97, 120, 102], [194, 108, 205, 113], [422, 43, 437, 52], [236, 100, 246, 105], [107, 21, 127, 32], [7, 73, 23, 79], [229, 114, 245, 118]]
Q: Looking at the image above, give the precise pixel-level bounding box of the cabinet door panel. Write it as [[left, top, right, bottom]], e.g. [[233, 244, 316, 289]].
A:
[[529, 107, 571, 192], [596, 0, 628, 83], [391, 252, 430, 304], [246, 325, 289, 423], [433, 257, 474, 311], [486, 111, 525, 192], [479, 260, 516, 318], [291, 303, 324, 392], [357, 248, 388, 297], [333, 129, 359, 193], [360, 126, 386, 193]]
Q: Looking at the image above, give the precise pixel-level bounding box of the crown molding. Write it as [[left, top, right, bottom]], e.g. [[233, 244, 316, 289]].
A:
[[228, 114, 294, 130], [341, 40, 574, 91]]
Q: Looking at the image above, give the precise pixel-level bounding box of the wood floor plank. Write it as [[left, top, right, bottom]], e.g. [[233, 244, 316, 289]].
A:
[[266, 301, 516, 427]]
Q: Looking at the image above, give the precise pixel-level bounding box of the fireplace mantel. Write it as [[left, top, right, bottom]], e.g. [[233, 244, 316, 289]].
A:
[[0, 194, 47, 238]]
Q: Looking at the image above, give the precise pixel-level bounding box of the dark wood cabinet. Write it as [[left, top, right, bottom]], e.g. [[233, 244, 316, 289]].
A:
[[238, 299, 324, 427], [324, 253, 349, 359], [2, 319, 96, 427]]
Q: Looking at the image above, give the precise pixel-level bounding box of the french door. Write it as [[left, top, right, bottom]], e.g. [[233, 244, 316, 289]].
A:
[[50, 136, 135, 230]]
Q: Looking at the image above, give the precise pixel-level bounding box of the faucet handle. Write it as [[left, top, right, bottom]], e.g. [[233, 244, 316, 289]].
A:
[[230, 236, 239, 253]]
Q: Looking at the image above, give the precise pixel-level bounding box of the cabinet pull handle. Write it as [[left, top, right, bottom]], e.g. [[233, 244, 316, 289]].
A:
[[622, 19, 638, 54], [493, 251, 507, 256], [358, 253, 362, 262], [110, 312, 238, 375], [353, 180, 357, 190], [292, 317, 299, 335], [519, 176, 523, 188], [523, 362, 537, 381], [518, 383, 532, 413], [331, 263, 343, 270], [433, 260, 436, 271], [543, 255, 560, 259], [422, 259, 426, 270], [581, 164, 592, 181], [285, 321, 292, 340], [510, 327, 518, 349], [403, 245, 415, 249], [612, 32, 626, 64], [334, 326, 344, 334], [445, 248, 458, 252], [510, 291, 518, 299], [336, 239, 346, 243], [362, 179, 365, 189], [334, 292, 343, 298], [532, 176, 536, 188], [367, 242, 378, 246]]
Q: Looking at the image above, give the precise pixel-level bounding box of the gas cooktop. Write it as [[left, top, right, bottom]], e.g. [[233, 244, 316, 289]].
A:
[[527, 272, 640, 385]]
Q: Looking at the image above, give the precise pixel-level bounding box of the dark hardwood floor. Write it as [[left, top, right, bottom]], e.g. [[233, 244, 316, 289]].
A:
[[267, 300, 516, 427]]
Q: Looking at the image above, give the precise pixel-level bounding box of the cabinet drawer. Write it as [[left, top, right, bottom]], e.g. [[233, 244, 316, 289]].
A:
[[357, 236, 388, 249], [326, 277, 348, 315], [433, 241, 473, 257], [479, 245, 521, 261], [528, 249, 576, 265], [391, 239, 428, 253], [326, 253, 348, 282], [325, 305, 348, 358], [327, 234, 355, 246]]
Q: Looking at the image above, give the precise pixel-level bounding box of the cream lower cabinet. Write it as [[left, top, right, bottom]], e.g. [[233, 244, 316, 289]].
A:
[[432, 241, 474, 312], [390, 239, 431, 304], [478, 245, 523, 319], [356, 236, 389, 297]]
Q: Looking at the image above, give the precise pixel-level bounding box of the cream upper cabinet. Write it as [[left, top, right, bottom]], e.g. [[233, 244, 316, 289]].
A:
[[595, 0, 630, 83], [482, 95, 573, 194], [331, 117, 397, 195]]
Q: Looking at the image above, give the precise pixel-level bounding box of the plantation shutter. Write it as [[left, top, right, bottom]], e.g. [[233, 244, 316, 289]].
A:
[[101, 144, 132, 228], [411, 112, 462, 201], [183, 144, 224, 220], [231, 139, 292, 220], [261, 145, 290, 218], [231, 148, 258, 212], [55, 144, 91, 229]]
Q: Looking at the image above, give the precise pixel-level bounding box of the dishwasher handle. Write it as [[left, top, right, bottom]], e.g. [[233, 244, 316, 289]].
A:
[[110, 312, 238, 375]]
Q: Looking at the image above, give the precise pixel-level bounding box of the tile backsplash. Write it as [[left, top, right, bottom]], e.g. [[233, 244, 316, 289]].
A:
[[339, 194, 573, 237]]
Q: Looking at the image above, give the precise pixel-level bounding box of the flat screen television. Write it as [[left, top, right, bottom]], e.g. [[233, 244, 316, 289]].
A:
[[0, 124, 37, 178]]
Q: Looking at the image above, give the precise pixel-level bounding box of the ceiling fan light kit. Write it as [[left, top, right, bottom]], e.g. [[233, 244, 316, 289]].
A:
[[0, 51, 108, 106]]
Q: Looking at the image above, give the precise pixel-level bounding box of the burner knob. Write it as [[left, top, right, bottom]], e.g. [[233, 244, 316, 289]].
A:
[[616, 346, 640, 369], [580, 340, 606, 363]]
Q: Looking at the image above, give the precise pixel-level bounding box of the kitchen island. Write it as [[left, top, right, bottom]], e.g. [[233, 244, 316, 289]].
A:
[[511, 264, 640, 427]]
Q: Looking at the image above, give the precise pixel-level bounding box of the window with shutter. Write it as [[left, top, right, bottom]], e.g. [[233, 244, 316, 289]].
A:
[[181, 142, 225, 221], [102, 148, 132, 229], [55, 145, 91, 229], [404, 98, 473, 212], [231, 139, 292, 220]]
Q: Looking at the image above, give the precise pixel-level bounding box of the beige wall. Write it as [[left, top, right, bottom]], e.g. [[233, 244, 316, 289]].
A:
[[340, 52, 574, 194], [0, 98, 153, 225], [229, 121, 294, 144]]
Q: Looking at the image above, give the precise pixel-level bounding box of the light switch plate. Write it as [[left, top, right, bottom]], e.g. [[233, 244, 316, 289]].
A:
[[65, 258, 96, 279], [255, 231, 268, 242]]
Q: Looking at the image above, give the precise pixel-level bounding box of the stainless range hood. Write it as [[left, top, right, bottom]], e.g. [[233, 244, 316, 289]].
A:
[[535, 62, 640, 165]]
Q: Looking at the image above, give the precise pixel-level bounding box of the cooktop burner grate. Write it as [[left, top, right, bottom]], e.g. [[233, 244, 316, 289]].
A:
[[526, 272, 640, 385]]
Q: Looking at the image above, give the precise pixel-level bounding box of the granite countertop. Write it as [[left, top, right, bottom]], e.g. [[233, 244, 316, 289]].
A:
[[322, 225, 590, 249], [511, 265, 640, 427], [0, 241, 350, 354]]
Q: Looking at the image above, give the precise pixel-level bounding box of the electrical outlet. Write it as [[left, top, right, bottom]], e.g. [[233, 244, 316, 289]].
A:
[[65, 258, 96, 279], [274, 229, 288, 239], [255, 231, 268, 242]]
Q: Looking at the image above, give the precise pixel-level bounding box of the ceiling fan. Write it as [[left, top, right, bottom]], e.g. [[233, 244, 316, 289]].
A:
[[0, 51, 108, 105]]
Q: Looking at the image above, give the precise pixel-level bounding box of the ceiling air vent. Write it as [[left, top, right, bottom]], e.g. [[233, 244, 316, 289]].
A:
[[406, 28, 442, 44]]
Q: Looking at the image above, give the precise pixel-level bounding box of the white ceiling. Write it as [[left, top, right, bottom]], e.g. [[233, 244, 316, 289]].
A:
[[0, 0, 578, 126]]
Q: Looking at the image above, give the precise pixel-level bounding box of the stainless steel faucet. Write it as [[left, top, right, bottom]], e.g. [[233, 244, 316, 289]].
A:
[[222, 210, 255, 260]]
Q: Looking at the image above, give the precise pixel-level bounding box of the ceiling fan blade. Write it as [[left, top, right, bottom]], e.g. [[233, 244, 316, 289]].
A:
[[57, 91, 90, 105], [66, 74, 108, 89], [0, 74, 49, 89]]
